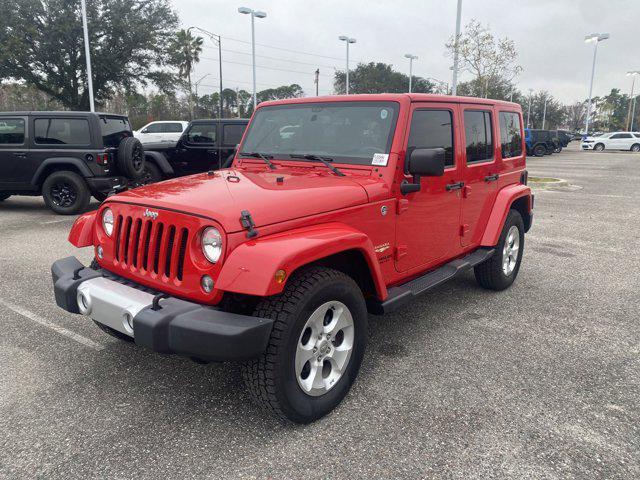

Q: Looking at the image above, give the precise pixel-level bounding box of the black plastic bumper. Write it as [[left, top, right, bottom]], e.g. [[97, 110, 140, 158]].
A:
[[85, 176, 127, 193], [51, 257, 274, 361]]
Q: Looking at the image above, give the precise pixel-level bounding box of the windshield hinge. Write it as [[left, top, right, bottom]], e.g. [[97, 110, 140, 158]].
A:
[[239, 210, 259, 239]]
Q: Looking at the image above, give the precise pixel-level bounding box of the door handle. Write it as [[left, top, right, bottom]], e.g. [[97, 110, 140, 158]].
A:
[[13, 153, 27, 158], [484, 174, 499, 182], [446, 181, 465, 191]]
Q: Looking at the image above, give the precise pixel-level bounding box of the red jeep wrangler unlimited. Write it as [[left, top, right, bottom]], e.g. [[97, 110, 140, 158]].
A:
[[52, 94, 532, 423]]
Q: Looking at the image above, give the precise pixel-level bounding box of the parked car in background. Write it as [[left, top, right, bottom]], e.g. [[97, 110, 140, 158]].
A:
[[142, 118, 249, 182], [525, 129, 554, 156], [582, 132, 640, 151], [0, 111, 147, 214], [134, 120, 189, 144], [52, 93, 533, 423]]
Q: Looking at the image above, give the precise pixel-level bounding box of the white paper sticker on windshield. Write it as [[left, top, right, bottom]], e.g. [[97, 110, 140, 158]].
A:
[[372, 153, 389, 166], [380, 109, 388, 120]]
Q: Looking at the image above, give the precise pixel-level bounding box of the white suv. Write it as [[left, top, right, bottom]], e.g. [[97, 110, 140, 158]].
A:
[[133, 121, 189, 144], [582, 132, 640, 152]]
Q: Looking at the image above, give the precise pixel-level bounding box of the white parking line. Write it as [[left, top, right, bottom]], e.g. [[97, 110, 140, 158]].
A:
[[0, 298, 104, 351]]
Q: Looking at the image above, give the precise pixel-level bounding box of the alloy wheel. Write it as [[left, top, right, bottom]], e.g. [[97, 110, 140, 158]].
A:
[[502, 225, 520, 276], [50, 182, 77, 208], [295, 301, 355, 397]]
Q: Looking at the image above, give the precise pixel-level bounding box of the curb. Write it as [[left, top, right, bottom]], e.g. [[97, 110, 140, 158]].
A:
[[528, 177, 569, 188]]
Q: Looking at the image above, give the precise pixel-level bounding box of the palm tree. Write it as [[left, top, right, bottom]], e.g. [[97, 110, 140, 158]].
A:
[[169, 29, 204, 119]]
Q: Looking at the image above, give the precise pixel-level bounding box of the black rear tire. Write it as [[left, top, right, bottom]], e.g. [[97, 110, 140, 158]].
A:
[[141, 162, 162, 184], [241, 266, 368, 424], [474, 210, 525, 291], [117, 137, 146, 179], [0, 194, 10, 201], [631, 144, 640, 152], [533, 144, 546, 157], [42, 170, 90, 215]]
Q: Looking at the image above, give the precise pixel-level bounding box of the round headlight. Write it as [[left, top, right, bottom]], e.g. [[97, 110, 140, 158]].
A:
[[102, 208, 114, 236], [201, 227, 223, 263]]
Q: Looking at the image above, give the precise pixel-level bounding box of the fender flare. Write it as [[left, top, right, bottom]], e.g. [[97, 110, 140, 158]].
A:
[[144, 150, 174, 175], [68, 211, 97, 247], [216, 222, 388, 299], [481, 184, 532, 247], [32, 158, 93, 186]]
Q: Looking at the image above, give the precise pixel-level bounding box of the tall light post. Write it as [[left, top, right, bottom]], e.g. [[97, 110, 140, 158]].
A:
[[451, 0, 463, 96], [80, 0, 95, 112], [188, 27, 224, 118], [339, 36, 356, 94], [584, 33, 610, 135], [626, 71, 640, 131], [193, 73, 209, 117], [404, 54, 418, 93], [238, 7, 267, 110], [541, 96, 548, 129], [527, 89, 533, 128]]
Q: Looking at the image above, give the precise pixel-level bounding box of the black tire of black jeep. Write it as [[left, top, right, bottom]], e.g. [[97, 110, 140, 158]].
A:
[[42, 170, 91, 215], [117, 137, 146, 179], [0, 194, 10, 201], [630, 143, 640, 152], [241, 266, 368, 424], [474, 209, 525, 291], [594, 143, 605, 152], [533, 144, 546, 157], [141, 162, 163, 184]]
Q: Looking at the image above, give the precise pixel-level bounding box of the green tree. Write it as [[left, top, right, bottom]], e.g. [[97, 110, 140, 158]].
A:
[[457, 75, 517, 101], [446, 20, 522, 98], [0, 0, 178, 110], [518, 91, 563, 129], [333, 62, 434, 95], [168, 29, 204, 119]]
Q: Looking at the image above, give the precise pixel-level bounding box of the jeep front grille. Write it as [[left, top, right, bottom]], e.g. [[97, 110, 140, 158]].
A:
[[113, 214, 189, 281]]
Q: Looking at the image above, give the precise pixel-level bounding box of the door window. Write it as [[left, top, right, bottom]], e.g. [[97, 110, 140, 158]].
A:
[[223, 124, 245, 145], [0, 118, 25, 144], [144, 123, 163, 133], [499, 112, 523, 158], [186, 123, 216, 144], [464, 110, 493, 163], [610, 133, 632, 139], [162, 123, 184, 133], [34, 118, 90, 145], [407, 110, 455, 167]]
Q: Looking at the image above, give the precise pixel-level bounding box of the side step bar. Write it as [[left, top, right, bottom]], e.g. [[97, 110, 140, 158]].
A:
[[368, 248, 495, 314]]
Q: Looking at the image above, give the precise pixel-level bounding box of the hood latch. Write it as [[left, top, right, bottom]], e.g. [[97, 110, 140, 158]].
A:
[[240, 210, 258, 239]]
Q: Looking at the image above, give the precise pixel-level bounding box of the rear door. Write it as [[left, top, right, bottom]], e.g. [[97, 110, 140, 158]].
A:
[[160, 122, 185, 143], [460, 106, 499, 247], [179, 121, 219, 173], [395, 103, 463, 273], [612, 133, 633, 150], [0, 116, 30, 189]]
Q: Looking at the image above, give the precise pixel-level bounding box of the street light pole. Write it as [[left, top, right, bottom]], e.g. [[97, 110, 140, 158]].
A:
[[404, 54, 418, 93], [541, 96, 548, 129], [188, 27, 224, 118], [339, 36, 356, 94], [451, 0, 463, 96], [80, 0, 95, 112], [626, 71, 640, 131], [194, 74, 210, 117], [584, 33, 610, 135], [238, 7, 267, 110], [527, 89, 533, 128]]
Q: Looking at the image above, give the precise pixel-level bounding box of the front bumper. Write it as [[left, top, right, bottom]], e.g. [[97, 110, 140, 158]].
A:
[[581, 143, 594, 150], [51, 257, 273, 361]]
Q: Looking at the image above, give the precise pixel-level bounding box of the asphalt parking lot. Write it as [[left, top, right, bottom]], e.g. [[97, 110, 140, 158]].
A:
[[0, 143, 638, 479]]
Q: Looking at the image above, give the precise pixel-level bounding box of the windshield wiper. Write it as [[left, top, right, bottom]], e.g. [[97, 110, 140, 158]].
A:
[[289, 154, 345, 177], [239, 152, 277, 170]]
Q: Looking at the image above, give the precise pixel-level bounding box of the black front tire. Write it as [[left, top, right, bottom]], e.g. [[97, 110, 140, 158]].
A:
[[141, 162, 162, 184], [241, 266, 368, 424], [474, 210, 525, 291], [594, 143, 605, 152], [631, 144, 640, 152], [42, 170, 90, 215], [533, 144, 546, 157]]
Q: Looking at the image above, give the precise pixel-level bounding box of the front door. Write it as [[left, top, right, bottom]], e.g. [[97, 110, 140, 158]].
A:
[[0, 116, 29, 190], [460, 106, 499, 247], [395, 105, 463, 273], [178, 121, 220, 174]]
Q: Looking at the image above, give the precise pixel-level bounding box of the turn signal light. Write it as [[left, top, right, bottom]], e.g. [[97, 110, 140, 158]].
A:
[[275, 269, 287, 284]]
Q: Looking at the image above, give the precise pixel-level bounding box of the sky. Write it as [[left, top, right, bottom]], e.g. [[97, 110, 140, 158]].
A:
[[170, 0, 640, 104]]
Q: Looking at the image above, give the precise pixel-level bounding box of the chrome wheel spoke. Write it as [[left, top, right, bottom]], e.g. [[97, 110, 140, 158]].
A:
[[502, 225, 520, 275], [295, 345, 315, 377]]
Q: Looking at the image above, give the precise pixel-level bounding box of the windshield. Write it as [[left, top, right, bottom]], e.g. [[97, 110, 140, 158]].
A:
[[100, 115, 132, 148], [240, 102, 399, 165]]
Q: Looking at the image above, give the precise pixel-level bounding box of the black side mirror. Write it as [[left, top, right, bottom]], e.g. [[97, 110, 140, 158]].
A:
[[401, 148, 446, 194]]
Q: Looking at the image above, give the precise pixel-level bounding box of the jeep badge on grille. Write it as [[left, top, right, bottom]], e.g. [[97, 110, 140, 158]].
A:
[[143, 209, 159, 220]]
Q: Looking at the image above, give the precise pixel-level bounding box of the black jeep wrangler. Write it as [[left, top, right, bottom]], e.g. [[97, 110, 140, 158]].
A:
[[142, 118, 249, 181], [0, 111, 146, 214]]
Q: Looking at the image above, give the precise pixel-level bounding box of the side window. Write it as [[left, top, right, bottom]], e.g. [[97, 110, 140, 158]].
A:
[[634, 134, 640, 138], [186, 123, 216, 144], [34, 118, 90, 145], [223, 124, 245, 145], [0, 118, 25, 145], [464, 110, 493, 163], [407, 110, 455, 167], [609, 133, 622, 139], [145, 123, 163, 133], [499, 112, 523, 158], [163, 123, 184, 133]]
